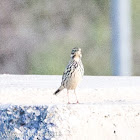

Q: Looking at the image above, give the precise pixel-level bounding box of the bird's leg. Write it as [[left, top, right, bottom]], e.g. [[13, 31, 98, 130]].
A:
[[67, 90, 70, 104], [74, 89, 79, 104]]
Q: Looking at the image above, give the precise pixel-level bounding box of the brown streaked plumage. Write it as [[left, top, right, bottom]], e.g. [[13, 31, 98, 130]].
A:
[[54, 48, 84, 104]]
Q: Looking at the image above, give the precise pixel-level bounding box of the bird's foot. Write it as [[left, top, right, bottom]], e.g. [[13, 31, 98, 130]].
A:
[[67, 101, 79, 104], [71, 101, 79, 104], [76, 101, 79, 104]]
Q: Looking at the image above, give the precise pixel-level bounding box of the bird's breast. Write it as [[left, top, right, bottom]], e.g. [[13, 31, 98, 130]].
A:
[[66, 68, 82, 90]]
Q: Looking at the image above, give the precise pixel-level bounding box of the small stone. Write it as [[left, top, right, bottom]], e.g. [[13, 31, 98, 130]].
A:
[[35, 110, 40, 116], [14, 128, 21, 134]]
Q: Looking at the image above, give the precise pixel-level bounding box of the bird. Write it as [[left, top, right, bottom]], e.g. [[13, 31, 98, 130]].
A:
[[54, 47, 84, 104]]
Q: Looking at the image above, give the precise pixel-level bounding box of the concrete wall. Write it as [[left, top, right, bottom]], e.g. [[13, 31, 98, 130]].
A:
[[0, 75, 140, 140]]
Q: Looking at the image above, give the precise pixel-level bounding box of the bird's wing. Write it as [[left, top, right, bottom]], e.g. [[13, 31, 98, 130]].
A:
[[61, 59, 77, 86]]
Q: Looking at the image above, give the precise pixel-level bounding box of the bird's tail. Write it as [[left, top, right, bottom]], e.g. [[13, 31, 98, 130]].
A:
[[54, 86, 64, 95]]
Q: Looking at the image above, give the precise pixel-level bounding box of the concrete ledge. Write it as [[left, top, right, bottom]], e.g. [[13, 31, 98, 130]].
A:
[[0, 75, 140, 140]]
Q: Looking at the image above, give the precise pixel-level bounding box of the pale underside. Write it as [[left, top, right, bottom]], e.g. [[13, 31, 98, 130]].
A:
[[66, 69, 82, 90]]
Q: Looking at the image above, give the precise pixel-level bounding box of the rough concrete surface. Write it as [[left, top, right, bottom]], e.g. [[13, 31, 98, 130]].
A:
[[0, 75, 140, 140]]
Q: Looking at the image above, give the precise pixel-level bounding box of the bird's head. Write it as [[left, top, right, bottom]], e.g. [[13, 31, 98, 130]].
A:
[[71, 48, 82, 60]]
